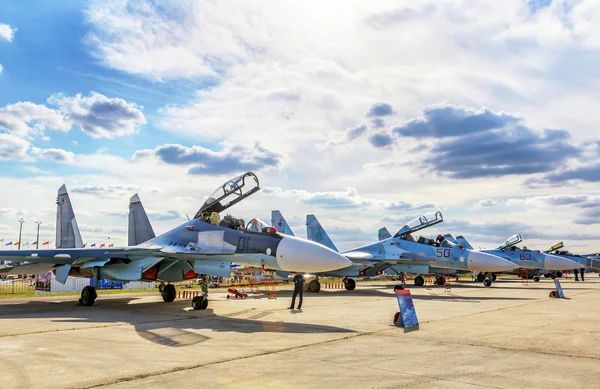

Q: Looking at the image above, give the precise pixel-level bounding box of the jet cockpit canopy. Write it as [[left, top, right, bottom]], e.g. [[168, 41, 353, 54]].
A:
[[394, 211, 443, 238], [546, 241, 564, 253], [246, 218, 277, 234], [499, 234, 523, 250], [194, 172, 260, 219]]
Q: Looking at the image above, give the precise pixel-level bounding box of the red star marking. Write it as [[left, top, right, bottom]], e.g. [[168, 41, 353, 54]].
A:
[[62, 203, 68, 213], [277, 220, 283, 227]]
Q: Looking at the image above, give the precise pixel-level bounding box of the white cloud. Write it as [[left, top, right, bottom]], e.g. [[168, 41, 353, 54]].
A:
[[0, 63, 3, 73], [48, 92, 146, 138], [0, 24, 16, 42], [0, 92, 145, 139], [0, 134, 33, 161], [31, 148, 76, 164]]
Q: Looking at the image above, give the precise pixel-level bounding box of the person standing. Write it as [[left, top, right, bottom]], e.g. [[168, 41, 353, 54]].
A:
[[580, 268, 585, 282], [574, 268, 580, 281], [289, 272, 305, 310]]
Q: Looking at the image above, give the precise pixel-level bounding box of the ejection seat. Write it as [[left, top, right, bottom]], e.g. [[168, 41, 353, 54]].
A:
[[210, 212, 221, 225]]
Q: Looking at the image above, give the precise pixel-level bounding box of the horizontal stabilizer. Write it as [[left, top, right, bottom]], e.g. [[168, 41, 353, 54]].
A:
[[0, 262, 56, 275]]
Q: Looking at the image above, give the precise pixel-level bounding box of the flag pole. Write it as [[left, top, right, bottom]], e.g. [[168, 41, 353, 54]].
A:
[[35, 221, 42, 249], [18, 218, 25, 250]]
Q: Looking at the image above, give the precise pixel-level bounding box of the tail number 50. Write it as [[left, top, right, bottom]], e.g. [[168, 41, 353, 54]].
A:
[[436, 248, 451, 258]]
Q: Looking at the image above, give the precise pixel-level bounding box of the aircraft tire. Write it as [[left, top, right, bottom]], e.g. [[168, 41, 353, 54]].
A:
[[556, 271, 563, 278], [533, 276, 540, 282], [393, 284, 404, 291], [491, 273, 497, 281], [345, 278, 356, 291], [476, 273, 485, 283], [162, 284, 176, 303], [191, 296, 203, 310], [414, 276, 425, 287], [309, 280, 321, 293], [483, 279, 492, 287], [80, 286, 97, 307]]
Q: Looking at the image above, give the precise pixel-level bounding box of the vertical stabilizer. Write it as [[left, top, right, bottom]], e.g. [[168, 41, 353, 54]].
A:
[[306, 215, 338, 252], [378, 227, 391, 241], [455, 235, 474, 250], [56, 184, 84, 248], [444, 234, 458, 244], [128, 194, 156, 246], [271, 210, 295, 236]]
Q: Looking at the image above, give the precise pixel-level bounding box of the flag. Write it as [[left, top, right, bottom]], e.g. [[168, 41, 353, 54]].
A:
[[32, 241, 38, 245], [14, 241, 19, 246], [42, 241, 50, 245], [5, 242, 12, 246], [91, 243, 96, 247], [100, 243, 105, 248]]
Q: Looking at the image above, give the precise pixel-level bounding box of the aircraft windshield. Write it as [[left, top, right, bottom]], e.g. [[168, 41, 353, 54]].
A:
[[499, 234, 523, 250], [246, 218, 271, 233], [394, 211, 443, 237], [194, 172, 260, 218]]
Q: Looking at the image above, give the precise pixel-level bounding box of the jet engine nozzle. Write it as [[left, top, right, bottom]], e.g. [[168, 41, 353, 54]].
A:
[[467, 251, 519, 272], [276, 236, 352, 272], [544, 254, 584, 270]]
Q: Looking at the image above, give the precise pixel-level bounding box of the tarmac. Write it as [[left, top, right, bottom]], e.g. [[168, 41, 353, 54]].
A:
[[1, 275, 599, 389]]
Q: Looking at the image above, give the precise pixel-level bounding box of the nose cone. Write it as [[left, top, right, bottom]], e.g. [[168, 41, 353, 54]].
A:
[[544, 254, 583, 270], [467, 251, 519, 272], [276, 236, 352, 272]]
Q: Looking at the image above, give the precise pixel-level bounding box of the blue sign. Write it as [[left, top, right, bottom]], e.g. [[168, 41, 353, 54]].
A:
[[395, 289, 419, 327], [554, 279, 565, 298]]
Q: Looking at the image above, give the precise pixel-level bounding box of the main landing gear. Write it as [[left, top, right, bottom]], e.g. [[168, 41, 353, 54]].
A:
[[79, 267, 99, 307], [160, 275, 210, 310], [343, 277, 356, 291], [476, 272, 495, 287], [413, 275, 425, 287], [309, 277, 321, 293]]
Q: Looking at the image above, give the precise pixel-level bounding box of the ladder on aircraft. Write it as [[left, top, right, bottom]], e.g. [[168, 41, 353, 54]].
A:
[[248, 270, 262, 299], [520, 268, 529, 285], [262, 267, 277, 300], [442, 268, 451, 293]]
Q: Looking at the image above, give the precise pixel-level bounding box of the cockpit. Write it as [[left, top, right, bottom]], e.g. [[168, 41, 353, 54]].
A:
[[394, 211, 443, 239], [194, 172, 260, 220], [246, 218, 277, 234], [499, 234, 523, 251]]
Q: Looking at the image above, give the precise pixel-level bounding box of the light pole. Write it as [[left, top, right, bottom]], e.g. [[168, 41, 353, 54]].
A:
[[18, 218, 25, 250], [35, 221, 42, 249]]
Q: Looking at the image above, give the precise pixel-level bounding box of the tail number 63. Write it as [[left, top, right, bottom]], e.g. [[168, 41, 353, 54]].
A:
[[436, 248, 451, 258], [520, 253, 532, 260]]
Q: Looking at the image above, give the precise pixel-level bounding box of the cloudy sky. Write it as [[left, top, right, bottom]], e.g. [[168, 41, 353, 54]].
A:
[[1, 0, 599, 251]]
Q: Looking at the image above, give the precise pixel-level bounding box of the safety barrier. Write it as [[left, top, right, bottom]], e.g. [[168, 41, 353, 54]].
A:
[[323, 283, 345, 289], [176, 290, 204, 299]]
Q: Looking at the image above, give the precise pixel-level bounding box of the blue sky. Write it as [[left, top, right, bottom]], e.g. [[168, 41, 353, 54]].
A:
[[1, 0, 600, 250]]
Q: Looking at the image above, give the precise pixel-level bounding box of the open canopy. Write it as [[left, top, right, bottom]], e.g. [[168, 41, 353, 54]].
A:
[[394, 211, 443, 237], [499, 234, 523, 250], [194, 172, 260, 219], [547, 241, 564, 252]]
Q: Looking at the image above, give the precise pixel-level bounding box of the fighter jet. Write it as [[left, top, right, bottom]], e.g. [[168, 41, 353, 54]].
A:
[[272, 210, 518, 290], [545, 241, 600, 275], [453, 235, 583, 282], [0, 173, 351, 309]]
